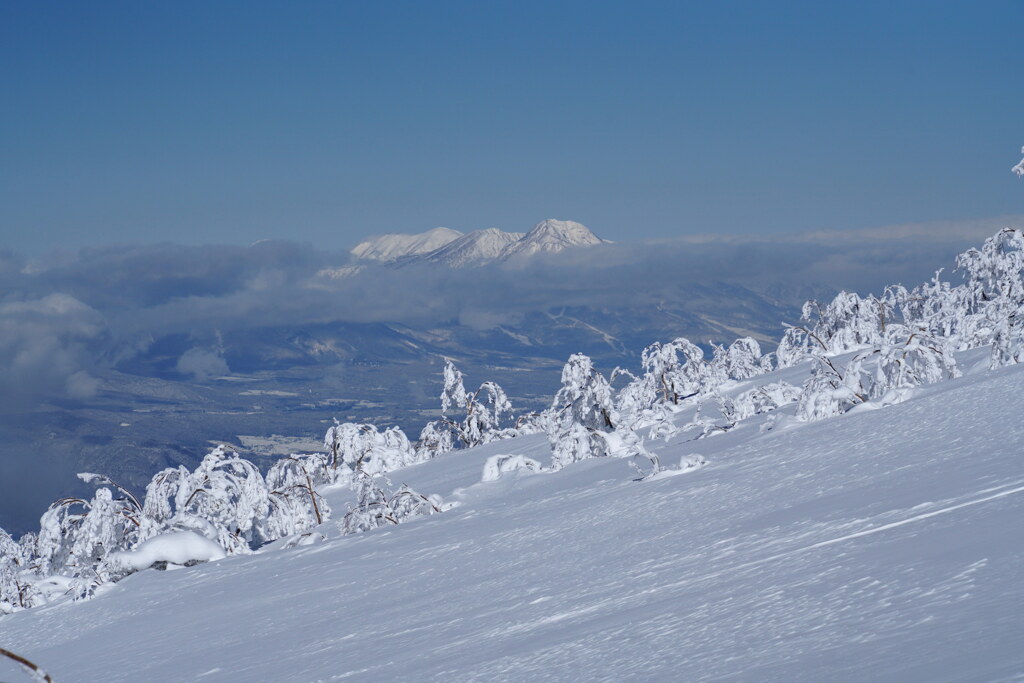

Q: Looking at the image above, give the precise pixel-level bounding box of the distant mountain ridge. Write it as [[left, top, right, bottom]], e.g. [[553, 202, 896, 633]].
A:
[[351, 219, 607, 267], [422, 228, 524, 267], [350, 227, 463, 262]]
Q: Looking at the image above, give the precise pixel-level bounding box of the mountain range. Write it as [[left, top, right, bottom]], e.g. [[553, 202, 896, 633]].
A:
[[350, 219, 607, 267]]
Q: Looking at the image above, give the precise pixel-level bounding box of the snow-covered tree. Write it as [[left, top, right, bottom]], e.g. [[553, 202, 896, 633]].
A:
[[776, 323, 816, 368], [324, 420, 375, 474], [464, 381, 514, 446], [440, 358, 469, 415], [606, 365, 679, 475], [0, 528, 30, 613], [954, 228, 1024, 366], [546, 354, 615, 469], [138, 465, 192, 542], [416, 419, 454, 459], [990, 309, 1024, 367]]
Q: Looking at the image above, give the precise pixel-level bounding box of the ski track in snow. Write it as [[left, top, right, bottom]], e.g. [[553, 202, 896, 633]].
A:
[[1, 353, 1023, 682]]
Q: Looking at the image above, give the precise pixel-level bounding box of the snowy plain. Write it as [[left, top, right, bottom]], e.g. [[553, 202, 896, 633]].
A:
[[2, 353, 1023, 682]]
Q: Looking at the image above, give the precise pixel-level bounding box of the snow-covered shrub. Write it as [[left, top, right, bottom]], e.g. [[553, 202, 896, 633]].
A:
[[264, 455, 333, 538], [731, 382, 802, 421], [868, 328, 961, 402], [546, 354, 615, 469], [481, 454, 543, 482], [324, 420, 420, 476], [419, 360, 515, 455], [170, 447, 270, 554], [796, 323, 959, 420], [641, 338, 712, 404], [796, 355, 868, 422], [387, 486, 445, 524], [342, 470, 391, 535], [715, 337, 773, 380], [778, 292, 889, 366], [31, 483, 144, 599], [341, 470, 442, 535]]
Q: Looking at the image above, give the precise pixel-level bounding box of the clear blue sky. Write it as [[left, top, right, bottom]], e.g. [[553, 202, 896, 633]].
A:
[[1, 0, 1022, 254]]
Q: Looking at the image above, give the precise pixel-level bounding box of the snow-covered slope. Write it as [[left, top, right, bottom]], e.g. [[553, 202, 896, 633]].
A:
[[421, 228, 524, 267], [499, 218, 605, 260], [3, 356, 1022, 681], [350, 227, 462, 262]]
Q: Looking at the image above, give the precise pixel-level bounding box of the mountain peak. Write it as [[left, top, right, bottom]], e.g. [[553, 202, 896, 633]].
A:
[[499, 219, 604, 260]]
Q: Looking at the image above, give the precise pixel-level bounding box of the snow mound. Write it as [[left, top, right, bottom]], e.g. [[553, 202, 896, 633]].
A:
[[109, 531, 226, 571]]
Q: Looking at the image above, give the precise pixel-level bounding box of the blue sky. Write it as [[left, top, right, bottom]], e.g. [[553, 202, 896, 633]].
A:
[[1, 1, 1022, 254]]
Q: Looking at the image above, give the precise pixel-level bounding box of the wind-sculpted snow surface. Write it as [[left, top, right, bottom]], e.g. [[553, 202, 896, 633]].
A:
[[1, 357, 1022, 681]]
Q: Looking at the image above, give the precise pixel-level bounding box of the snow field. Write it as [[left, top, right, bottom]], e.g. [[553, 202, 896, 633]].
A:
[[2, 358, 1022, 681]]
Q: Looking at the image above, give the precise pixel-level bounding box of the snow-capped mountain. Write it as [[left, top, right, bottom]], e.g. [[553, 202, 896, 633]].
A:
[[351, 219, 606, 267], [498, 218, 606, 260], [350, 227, 462, 262], [421, 227, 524, 267]]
